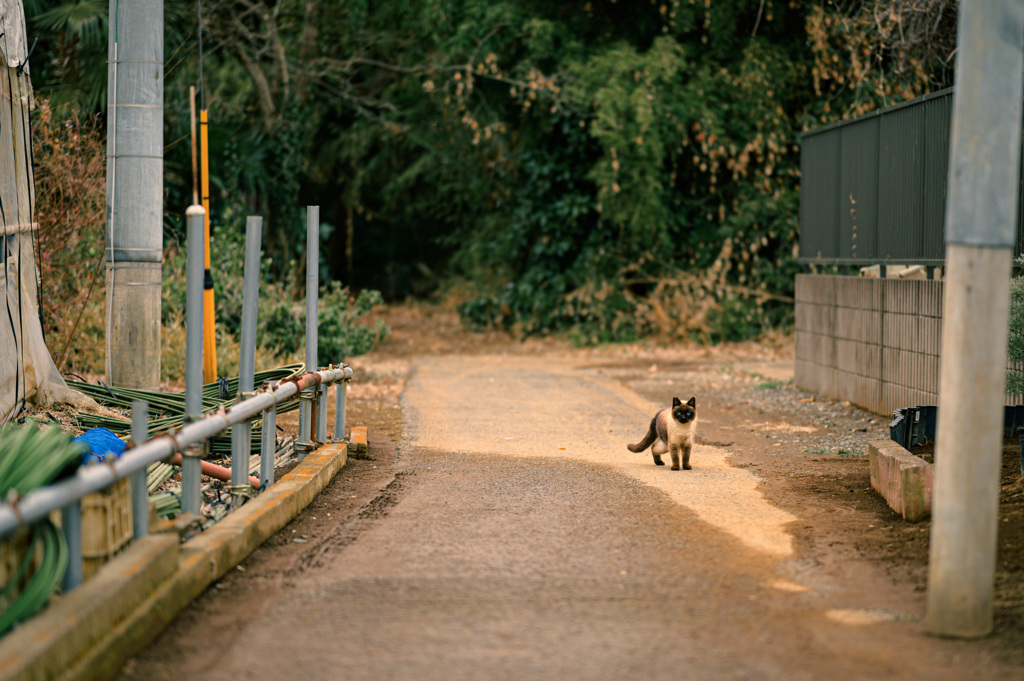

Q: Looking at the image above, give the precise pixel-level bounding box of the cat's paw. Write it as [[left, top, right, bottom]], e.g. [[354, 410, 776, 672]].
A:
[[654, 460, 665, 466], [683, 464, 692, 470], [671, 464, 680, 471]]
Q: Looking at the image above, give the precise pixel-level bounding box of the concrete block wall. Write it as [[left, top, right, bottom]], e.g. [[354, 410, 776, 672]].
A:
[[795, 274, 943, 415]]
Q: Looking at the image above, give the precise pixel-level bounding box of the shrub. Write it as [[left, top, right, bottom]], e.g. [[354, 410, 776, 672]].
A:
[[33, 102, 106, 373]]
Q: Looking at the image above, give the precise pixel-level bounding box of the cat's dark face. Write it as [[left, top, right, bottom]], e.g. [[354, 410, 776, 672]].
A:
[[671, 396, 697, 425]]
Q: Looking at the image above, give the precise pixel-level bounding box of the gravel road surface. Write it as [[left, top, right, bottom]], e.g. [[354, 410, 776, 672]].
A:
[[117, 351, 1023, 681]]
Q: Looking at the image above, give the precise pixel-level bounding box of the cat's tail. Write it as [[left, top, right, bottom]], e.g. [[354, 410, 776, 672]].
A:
[[627, 424, 657, 453]]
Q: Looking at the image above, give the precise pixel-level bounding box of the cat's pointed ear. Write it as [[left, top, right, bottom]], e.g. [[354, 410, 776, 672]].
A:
[[687, 396, 696, 408], [672, 396, 682, 407]]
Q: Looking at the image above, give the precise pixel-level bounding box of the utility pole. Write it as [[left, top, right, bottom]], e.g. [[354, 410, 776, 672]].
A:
[[105, 0, 163, 389], [927, 0, 1024, 638]]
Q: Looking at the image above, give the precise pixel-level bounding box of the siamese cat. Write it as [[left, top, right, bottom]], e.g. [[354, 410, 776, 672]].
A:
[[627, 396, 697, 470]]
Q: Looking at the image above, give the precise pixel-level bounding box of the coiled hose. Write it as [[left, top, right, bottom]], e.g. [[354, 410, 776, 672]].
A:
[[0, 422, 83, 635]]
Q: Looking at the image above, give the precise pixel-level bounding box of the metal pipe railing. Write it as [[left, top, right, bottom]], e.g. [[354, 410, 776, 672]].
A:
[[0, 366, 350, 538], [1, 205, 357, 597]]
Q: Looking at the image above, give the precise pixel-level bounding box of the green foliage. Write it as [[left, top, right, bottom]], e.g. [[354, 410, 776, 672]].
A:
[[26, 0, 956, 348], [162, 218, 389, 374]]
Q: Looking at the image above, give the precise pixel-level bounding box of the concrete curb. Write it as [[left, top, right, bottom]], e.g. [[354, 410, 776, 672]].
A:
[[868, 439, 933, 522], [0, 441, 348, 681]]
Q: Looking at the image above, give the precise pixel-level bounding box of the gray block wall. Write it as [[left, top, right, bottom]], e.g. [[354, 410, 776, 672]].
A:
[[794, 274, 944, 415]]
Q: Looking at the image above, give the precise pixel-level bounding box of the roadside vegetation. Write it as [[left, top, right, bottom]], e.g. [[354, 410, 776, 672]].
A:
[[27, 0, 958, 357]]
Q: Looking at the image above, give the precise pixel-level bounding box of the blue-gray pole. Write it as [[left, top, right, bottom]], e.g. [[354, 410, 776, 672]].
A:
[[61, 502, 83, 591], [927, 0, 1024, 638], [182, 205, 206, 516], [260, 388, 277, 489], [298, 206, 319, 459], [231, 216, 263, 506], [131, 400, 149, 539]]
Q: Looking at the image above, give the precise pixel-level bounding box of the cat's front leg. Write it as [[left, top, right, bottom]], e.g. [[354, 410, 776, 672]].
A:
[[669, 445, 681, 471], [682, 443, 692, 470]]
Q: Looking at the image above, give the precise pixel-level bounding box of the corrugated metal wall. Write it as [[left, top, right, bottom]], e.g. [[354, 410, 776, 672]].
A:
[[798, 88, 999, 266]]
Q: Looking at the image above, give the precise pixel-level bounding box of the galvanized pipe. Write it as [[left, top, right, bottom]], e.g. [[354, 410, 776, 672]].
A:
[[131, 400, 149, 539], [60, 501, 83, 591], [260, 384, 278, 489], [316, 385, 327, 444], [0, 368, 349, 536], [182, 205, 206, 515], [333, 367, 353, 440], [231, 216, 263, 505], [298, 206, 319, 458]]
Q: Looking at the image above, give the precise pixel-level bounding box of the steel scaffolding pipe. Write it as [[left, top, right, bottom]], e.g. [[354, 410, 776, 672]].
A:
[[0, 367, 351, 537]]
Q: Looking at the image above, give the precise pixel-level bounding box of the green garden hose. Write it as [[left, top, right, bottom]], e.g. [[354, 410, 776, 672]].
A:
[[0, 423, 83, 635]]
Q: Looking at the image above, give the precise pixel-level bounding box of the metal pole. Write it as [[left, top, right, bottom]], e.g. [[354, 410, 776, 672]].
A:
[[182, 205, 206, 516], [61, 502, 83, 591], [333, 379, 347, 441], [927, 0, 1024, 638], [131, 400, 149, 539], [231, 217, 262, 506], [298, 206, 319, 459], [105, 0, 163, 389], [260, 384, 278, 489], [316, 384, 327, 444]]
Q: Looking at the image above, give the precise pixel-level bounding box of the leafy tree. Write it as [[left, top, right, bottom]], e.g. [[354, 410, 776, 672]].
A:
[[24, 0, 961, 345]]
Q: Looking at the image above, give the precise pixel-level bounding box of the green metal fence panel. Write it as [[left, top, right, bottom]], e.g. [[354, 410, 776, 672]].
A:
[[797, 88, 1010, 267], [800, 128, 841, 261]]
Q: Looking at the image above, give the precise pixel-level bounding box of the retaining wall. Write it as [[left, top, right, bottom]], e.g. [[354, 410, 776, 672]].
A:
[[795, 274, 944, 415]]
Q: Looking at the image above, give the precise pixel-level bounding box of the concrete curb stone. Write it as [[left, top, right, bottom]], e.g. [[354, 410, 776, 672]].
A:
[[868, 439, 933, 522]]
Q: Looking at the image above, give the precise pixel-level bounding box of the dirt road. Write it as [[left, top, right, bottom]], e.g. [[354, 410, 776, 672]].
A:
[[117, 321, 1024, 680]]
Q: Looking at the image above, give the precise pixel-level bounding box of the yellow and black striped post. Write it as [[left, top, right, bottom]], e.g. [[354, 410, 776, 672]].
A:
[[200, 109, 217, 382]]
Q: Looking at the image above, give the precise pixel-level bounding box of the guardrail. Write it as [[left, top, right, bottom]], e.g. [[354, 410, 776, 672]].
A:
[[0, 205, 348, 595]]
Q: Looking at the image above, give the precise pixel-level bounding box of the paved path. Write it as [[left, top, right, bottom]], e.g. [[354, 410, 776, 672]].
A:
[[118, 354, 1016, 680]]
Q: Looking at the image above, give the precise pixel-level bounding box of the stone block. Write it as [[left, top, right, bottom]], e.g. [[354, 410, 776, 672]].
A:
[[869, 440, 934, 522]]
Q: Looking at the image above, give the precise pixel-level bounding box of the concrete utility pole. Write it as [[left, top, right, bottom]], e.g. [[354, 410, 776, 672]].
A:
[[105, 0, 163, 388], [927, 0, 1024, 638]]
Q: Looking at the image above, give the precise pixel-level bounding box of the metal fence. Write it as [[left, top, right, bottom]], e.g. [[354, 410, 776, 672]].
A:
[[799, 88, 1024, 266], [0, 205, 351, 596]]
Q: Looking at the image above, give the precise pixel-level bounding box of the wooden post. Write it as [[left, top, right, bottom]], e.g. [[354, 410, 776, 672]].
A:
[[927, 0, 1024, 638]]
